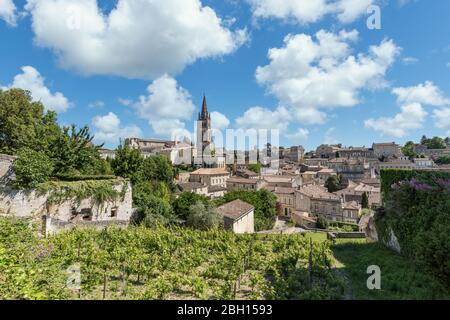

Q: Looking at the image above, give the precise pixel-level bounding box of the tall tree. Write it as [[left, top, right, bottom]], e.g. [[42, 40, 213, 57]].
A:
[[361, 192, 369, 209], [0, 89, 60, 155], [111, 145, 144, 183], [325, 175, 341, 193]]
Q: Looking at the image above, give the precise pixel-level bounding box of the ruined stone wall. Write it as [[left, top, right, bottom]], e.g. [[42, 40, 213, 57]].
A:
[[0, 154, 17, 186], [0, 181, 133, 235]]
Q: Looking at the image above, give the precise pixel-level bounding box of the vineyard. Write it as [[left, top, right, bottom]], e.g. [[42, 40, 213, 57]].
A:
[[0, 217, 344, 300]]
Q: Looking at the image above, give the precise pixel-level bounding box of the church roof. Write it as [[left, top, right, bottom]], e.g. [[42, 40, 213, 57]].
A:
[[199, 95, 210, 120]]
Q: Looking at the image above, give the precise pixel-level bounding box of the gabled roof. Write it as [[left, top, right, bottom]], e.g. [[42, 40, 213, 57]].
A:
[[218, 200, 254, 221]]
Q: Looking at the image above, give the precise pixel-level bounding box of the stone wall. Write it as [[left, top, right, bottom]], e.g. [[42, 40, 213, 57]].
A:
[[0, 154, 17, 187], [0, 181, 133, 235]]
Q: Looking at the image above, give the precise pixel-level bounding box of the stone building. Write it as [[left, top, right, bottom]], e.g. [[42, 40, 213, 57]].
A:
[[342, 201, 361, 224], [176, 182, 209, 196], [335, 181, 381, 208], [125, 137, 176, 158], [372, 142, 402, 158], [327, 158, 371, 182], [295, 185, 343, 222], [284, 146, 305, 163], [316, 168, 337, 184], [218, 199, 255, 234], [0, 179, 133, 236], [263, 175, 301, 189], [226, 177, 267, 192], [338, 147, 375, 159], [189, 167, 230, 198], [274, 187, 296, 217], [194, 96, 226, 168], [315, 144, 342, 158]]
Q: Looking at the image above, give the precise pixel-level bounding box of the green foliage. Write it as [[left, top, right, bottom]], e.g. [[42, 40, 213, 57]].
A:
[[247, 162, 262, 174], [172, 192, 209, 220], [420, 136, 447, 149], [143, 155, 175, 188], [333, 241, 449, 300], [380, 169, 450, 198], [0, 89, 60, 155], [0, 219, 344, 300], [132, 181, 175, 227], [361, 192, 369, 209], [111, 145, 145, 184], [316, 215, 329, 230], [325, 175, 341, 193], [435, 155, 450, 165], [13, 148, 54, 189], [0, 218, 70, 299], [376, 170, 450, 283], [215, 189, 277, 231], [401, 141, 417, 158], [49, 125, 103, 176], [37, 179, 127, 205], [186, 201, 223, 230]]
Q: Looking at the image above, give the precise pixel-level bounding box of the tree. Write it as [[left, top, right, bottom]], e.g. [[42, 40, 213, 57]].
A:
[[316, 215, 328, 230], [248, 162, 262, 174], [361, 192, 369, 209], [186, 201, 223, 230], [111, 145, 144, 184], [216, 189, 277, 231], [172, 192, 209, 220], [420, 135, 428, 145], [49, 125, 103, 175], [436, 155, 450, 165], [426, 137, 447, 149], [325, 175, 341, 193], [402, 141, 417, 158], [13, 148, 54, 189], [421, 136, 446, 149], [142, 155, 175, 188], [0, 89, 61, 155]]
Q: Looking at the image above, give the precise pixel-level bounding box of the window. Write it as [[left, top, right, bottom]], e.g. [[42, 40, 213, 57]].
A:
[[81, 209, 93, 221], [111, 207, 118, 218]]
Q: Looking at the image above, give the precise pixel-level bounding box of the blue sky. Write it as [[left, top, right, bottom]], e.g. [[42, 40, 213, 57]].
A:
[[0, 0, 449, 151]]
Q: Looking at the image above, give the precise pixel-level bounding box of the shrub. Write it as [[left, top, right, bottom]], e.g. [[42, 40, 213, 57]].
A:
[[376, 170, 450, 284], [186, 201, 223, 230], [13, 148, 54, 189]]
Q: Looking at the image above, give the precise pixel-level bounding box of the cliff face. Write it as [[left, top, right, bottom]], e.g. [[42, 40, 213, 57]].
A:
[[359, 211, 401, 253]]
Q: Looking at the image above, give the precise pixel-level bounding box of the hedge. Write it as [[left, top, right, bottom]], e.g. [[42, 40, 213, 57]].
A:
[[376, 169, 450, 284], [380, 169, 450, 198]]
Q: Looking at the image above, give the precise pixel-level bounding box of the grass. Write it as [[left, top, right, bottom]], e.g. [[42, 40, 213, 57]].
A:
[[333, 240, 450, 300], [302, 231, 328, 243]]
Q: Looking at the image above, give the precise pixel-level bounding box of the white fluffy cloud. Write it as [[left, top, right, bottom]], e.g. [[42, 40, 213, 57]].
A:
[[3, 66, 71, 113], [256, 29, 399, 125], [211, 111, 230, 131], [92, 112, 142, 145], [133, 75, 195, 137], [324, 127, 338, 144], [432, 108, 450, 131], [235, 106, 290, 131], [25, 0, 247, 79], [0, 0, 17, 26], [285, 128, 310, 141], [365, 103, 428, 138], [392, 81, 450, 106], [247, 0, 373, 24]]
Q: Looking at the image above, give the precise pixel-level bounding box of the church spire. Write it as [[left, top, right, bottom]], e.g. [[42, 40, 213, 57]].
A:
[[200, 94, 208, 120]]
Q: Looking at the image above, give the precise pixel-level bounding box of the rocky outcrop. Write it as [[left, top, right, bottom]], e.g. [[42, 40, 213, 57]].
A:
[[358, 210, 401, 253], [359, 211, 378, 242]]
